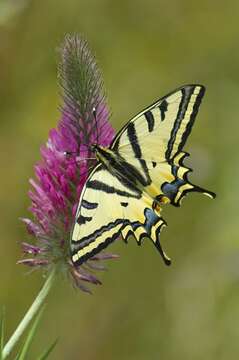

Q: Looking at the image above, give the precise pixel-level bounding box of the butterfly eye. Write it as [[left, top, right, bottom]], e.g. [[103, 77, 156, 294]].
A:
[[91, 144, 97, 152]]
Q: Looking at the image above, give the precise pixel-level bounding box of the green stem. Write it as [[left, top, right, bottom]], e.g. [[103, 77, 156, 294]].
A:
[[2, 268, 56, 359]]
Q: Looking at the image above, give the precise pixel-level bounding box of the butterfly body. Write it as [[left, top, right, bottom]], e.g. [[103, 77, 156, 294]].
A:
[[70, 85, 215, 267], [93, 144, 150, 195]]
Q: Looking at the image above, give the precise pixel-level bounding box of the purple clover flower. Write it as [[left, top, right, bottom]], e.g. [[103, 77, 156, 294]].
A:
[[19, 35, 118, 293]]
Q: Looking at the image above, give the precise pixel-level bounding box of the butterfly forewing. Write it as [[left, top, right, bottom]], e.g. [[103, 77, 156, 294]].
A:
[[111, 85, 205, 162], [111, 84, 215, 205]]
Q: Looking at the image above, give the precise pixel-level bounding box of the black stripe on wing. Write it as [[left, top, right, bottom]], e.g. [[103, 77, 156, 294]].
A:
[[82, 199, 98, 210], [179, 86, 205, 151], [72, 218, 128, 266], [165, 85, 205, 160], [159, 99, 168, 121], [98, 149, 150, 188], [125, 122, 152, 186], [118, 159, 151, 187], [73, 219, 123, 248], [87, 179, 140, 198], [127, 122, 142, 158], [145, 111, 155, 132], [77, 215, 92, 225], [165, 87, 192, 159]]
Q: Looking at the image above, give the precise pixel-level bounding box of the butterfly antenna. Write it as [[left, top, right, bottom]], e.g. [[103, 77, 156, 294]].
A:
[[93, 107, 99, 145], [92, 106, 111, 143], [63, 151, 95, 161]]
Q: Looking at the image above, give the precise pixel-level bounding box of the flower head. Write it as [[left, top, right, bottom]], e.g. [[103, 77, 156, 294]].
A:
[[19, 34, 117, 293]]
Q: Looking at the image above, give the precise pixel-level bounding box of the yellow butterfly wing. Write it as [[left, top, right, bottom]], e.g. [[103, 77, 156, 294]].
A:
[[112, 84, 204, 160], [111, 84, 215, 206], [71, 164, 170, 266], [71, 84, 215, 266]]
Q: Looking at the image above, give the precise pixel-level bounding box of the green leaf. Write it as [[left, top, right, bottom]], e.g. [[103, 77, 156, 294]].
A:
[[17, 307, 45, 360], [0, 308, 5, 360], [36, 338, 58, 360]]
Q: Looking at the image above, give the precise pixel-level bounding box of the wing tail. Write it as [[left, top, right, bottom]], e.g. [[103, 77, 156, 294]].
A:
[[143, 208, 171, 266], [153, 237, 172, 266], [120, 204, 171, 266]]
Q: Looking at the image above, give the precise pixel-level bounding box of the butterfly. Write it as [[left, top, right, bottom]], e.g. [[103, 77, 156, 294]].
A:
[[70, 84, 215, 266]]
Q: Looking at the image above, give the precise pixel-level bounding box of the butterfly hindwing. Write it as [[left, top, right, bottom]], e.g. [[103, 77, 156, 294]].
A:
[[71, 164, 170, 266], [118, 152, 215, 208]]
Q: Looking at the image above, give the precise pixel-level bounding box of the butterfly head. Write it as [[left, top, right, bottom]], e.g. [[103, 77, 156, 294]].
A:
[[91, 144, 106, 155], [91, 144, 103, 161], [91, 144, 98, 153]]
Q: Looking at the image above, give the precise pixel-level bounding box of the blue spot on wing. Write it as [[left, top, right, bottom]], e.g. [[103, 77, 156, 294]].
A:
[[161, 179, 185, 200], [144, 208, 159, 233]]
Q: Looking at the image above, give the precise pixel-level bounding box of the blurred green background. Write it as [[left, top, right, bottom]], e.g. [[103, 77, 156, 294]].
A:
[[0, 0, 238, 359]]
